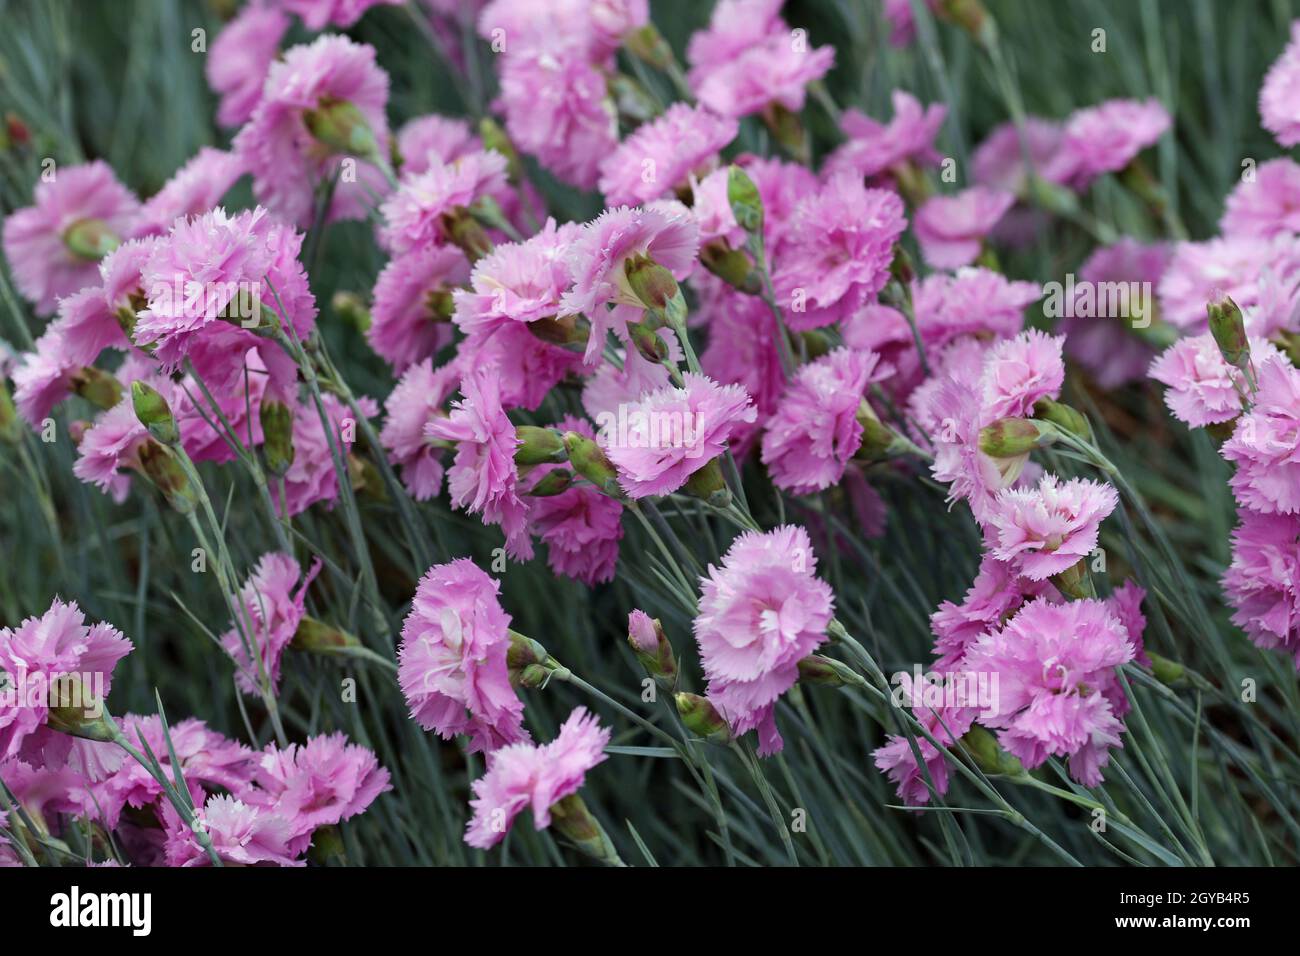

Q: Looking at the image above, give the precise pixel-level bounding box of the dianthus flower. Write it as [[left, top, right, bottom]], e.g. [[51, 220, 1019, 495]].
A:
[[913, 186, 1015, 270], [597, 103, 738, 206], [379, 357, 462, 500], [367, 245, 470, 372], [986, 475, 1119, 580], [220, 552, 321, 697], [1221, 355, 1300, 514], [1223, 509, 1300, 667]]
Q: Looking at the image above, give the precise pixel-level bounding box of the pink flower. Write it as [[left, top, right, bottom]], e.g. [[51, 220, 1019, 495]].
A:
[[1223, 509, 1300, 668], [134, 148, 246, 237], [1222, 356, 1300, 514], [2, 160, 140, 315], [931, 554, 1057, 669], [397, 114, 481, 175], [987, 475, 1118, 580], [426, 367, 533, 557], [452, 218, 581, 333], [526, 417, 624, 585], [582, 330, 681, 420], [1052, 98, 1170, 188], [72, 394, 153, 494], [972, 117, 1067, 194], [688, 168, 747, 248], [927, 376, 1015, 525], [281, 0, 401, 29], [979, 329, 1065, 422], [0, 599, 133, 760], [454, 321, 584, 412], [628, 609, 658, 654], [478, 0, 641, 61], [207, 5, 290, 128], [732, 154, 818, 259], [379, 358, 461, 500], [397, 558, 527, 754], [1107, 580, 1151, 669], [1261, 20, 1300, 147], [497, 51, 618, 190], [379, 150, 510, 255], [772, 174, 906, 330], [821, 90, 946, 182], [761, 348, 893, 495], [465, 706, 609, 849], [250, 733, 392, 854], [1221, 158, 1300, 239], [560, 204, 699, 363], [601, 372, 756, 498], [1059, 239, 1169, 389], [367, 245, 470, 372], [10, 326, 82, 428], [132, 207, 316, 390], [234, 34, 391, 227], [693, 525, 835, 756], [685, 0, 834, 118], [965, 597, 1135, 785], [913, 186, 1015, 269], [1149, 333, 1282, 428], [1156, 236, 1300, 331], [598, 103, 738, 206], [278, 393, 376, 516], [220, 553, 321, 697], [873, 701, 978, 806], [166, 794, 303, 867]]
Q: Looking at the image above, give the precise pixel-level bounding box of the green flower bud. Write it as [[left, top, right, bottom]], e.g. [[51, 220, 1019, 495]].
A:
[[63, 218, 120, 261], [1051, 559, 1095, 600], [628, 613, 678, 691], [443, 209, 494, 262], [682, 457, 732, 508], [478, 118, 524, 181], [332, 291, 371, 332], [960, 725, 1024, 777], [726, 165, 764, 235], [1206, 295, 1251, 373], [699, 240, 762, 294], [44, 673, 114, 743], [548, 793, 624, 866], [292, 616, 361, 654], [626, 319, 669, 363], [889, 245, 916, 287], [527, 468, 574, 497], [506, 630, 549, 685], [562, 430, 624, 498], [797, 654, 862, 688], [623, 254, 681, 313], [67, 366, 121, 412], [138, 441, 197, 513], [1033, 397, 1092, 441], [978, 417, 1056, 458], [303, 96, 379, 159], [527, 313, 589, 348], [130, 380, 178, 444], [624, 23, 674, 69], [675, 692, 732, 745], [1148, 652, 1186, 686], [259, 399, 295, 477], [514, 425, 567, 466]]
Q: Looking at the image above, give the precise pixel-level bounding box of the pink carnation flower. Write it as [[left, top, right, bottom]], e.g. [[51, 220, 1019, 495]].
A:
[[465, 706, 609, 849], [452, 218, 581, 333], [234, 34, 391, 227], [772, 174, 906, 330], [2, 160, 140, 315], [133, 148, 245, 237], [1221, 158, 1300, 239], [220, 553, 321, 696], [986, 475, 1119, 580], [965, 597, 1135, 785], [972, 117, 1068, 194], [601, 372, 756, 498], [688, 168, 746, 248], [1222, 356, 1300, 514], [379, 357, 461, 500], [685, 0, 834, 118], [560, 204, 699, 363], [278, 393, 377, 516], [379, 150, 510, 255], [1223, 509, 1300, 667], [1261, 20, 1300, 148], [731, 154, 818, 260], [367, 245, 470, 372], [497, 51, 618, 190], [281, 0, 400, 29], [1059, 239, 1169, 389], [207, 5, 290, 128], [1051, 98, 1170, 188], [1157, 236, 1291, 331], [821, 90, 946, 182], [397, 114, 481, 175], [250, 733, 392, 854], [426, 367, 533, 557], [478, 0, 642, 61], [873, 700, 978, 806], [1149, 333, 1281, 428], [761, 348, 893, 495], [978, 329, 1065, 422], [454, 320, 583, 412], [397, 558, 527, 754], [931, 554, 1057, 669], [0, 599, 133, 760], [167, 794, 303, 867], [914, 186, 1015, 270], [597, 103, 738, 206], [694, 525, 835, 756], [525, 417, 624, 585]]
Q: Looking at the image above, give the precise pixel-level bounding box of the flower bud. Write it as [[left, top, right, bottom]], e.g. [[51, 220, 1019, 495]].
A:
[[726, 164, 764, 236], [623, 254, 681, 312], [682, 457, 732, 508], [514, 425, 567, 466], [625, 23, 674, 69], [0, 384, 23, 444], [259, 399, 295, 477], [625, 319, 669, 363], [443, 209, 493, 262], [699, 241, 762, 294], [303, 96, 379, 159], [292, 616, 361, 654], [562, 430, 624, 498], [960, 725, 1024, 777], [67, 366, 121, 412], [797, 654, 862, 687], [332, 291, 372, 332], [130, 380, 178, 445], [478, 117, 524, 181], [44, 674, 114, 743], [527, 313, 589, 348], [628, 609, 677, 690], [1206, 294, 1251, 373], [675, 693, 732, 744], [138, 441, 198, 513], [978, 417, 1056, 458], [1148, 652, 1186, 686], [1033, 397, 1091, 441], [1051, 559, 1095, 600], [548, 793, 624, 866], [889, 244, 916, 286], [527, 468, 573, 497], [62, 218, 120, 261], [506, 630, 549, 684]]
